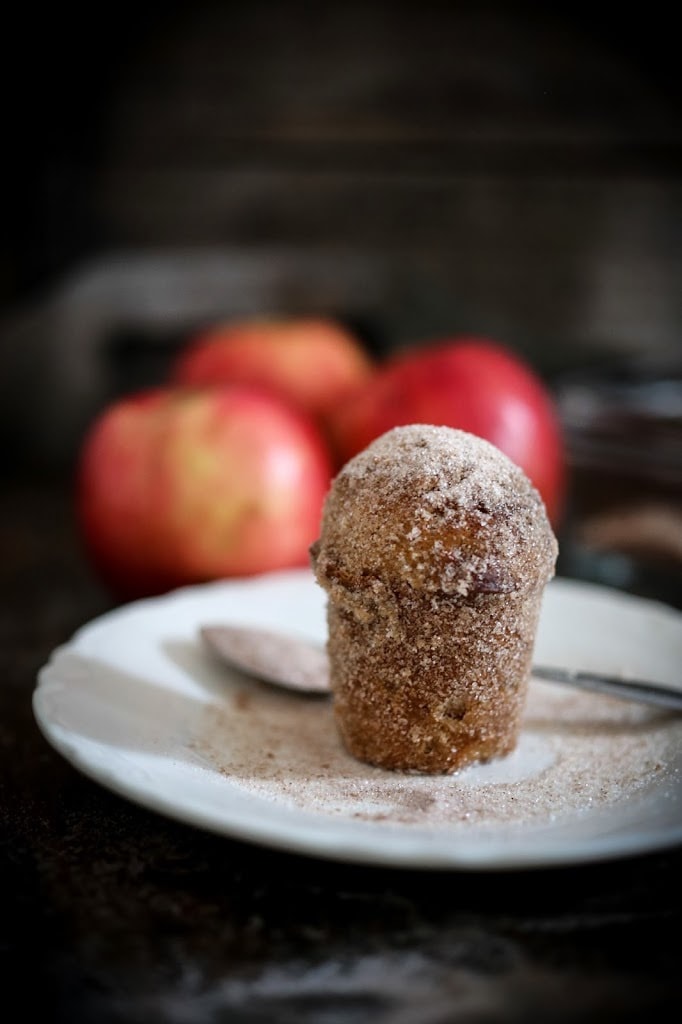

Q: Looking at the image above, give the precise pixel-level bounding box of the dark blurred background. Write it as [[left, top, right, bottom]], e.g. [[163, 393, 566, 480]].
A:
[[1, 0, 681, 599]]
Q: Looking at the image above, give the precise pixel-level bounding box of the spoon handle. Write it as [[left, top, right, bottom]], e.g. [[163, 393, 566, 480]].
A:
[[532, 666, 682, 711]]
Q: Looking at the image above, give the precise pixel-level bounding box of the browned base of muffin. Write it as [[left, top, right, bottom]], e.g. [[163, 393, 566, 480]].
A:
[[326, 585, 545, 774]]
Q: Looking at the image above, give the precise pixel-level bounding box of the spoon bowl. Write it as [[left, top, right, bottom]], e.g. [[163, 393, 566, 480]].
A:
[[200, 624, 330, 694]]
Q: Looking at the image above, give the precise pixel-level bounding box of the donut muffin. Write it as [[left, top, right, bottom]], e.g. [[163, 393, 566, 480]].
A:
[[310, 424, 558, 774]]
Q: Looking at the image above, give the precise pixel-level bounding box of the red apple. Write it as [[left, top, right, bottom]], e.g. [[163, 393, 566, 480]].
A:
[[170, 317, 374, 427], [329, 337, 566, 526], [76, 384, 334, 600]]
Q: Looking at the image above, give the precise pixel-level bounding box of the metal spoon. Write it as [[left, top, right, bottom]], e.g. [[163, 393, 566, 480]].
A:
[[200, 623, 682, 712]]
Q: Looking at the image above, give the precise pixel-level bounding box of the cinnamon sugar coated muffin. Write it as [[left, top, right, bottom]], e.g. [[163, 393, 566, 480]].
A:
[[310, 424, 558, 774]]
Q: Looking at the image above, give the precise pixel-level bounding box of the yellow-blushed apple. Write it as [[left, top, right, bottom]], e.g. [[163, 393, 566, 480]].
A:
[[170, 317, 374, 429], [76, 384, 334, 600]]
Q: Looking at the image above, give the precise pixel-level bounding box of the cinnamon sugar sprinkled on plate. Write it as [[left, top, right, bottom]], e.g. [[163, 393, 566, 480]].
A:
[[193, 675, 680, 830]]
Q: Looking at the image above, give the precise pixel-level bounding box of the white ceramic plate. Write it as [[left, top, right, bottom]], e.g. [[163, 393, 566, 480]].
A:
[[33, 569, 682, 871]]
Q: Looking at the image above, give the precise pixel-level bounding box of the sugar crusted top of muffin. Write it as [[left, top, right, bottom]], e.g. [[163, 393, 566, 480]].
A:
[[312, 424, 558, 597]]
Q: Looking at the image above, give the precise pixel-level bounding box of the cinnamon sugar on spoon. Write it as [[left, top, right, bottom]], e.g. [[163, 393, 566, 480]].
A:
[[310, 424, 558, 775], [200, 624, 330, 694]]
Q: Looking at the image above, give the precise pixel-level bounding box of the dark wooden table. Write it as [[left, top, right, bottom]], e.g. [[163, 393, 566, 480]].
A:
[[2, 478, 681, 1023]]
